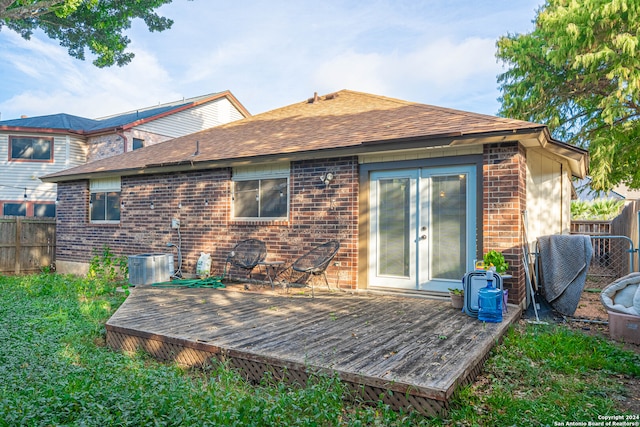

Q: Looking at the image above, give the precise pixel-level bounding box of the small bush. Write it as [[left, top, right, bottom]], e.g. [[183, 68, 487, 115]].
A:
[[571, 199, 625, 220], [88, 245, 128, 284]]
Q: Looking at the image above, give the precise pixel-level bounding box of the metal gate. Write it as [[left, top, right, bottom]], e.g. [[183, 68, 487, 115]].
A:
[[584, 235, 635, 289]]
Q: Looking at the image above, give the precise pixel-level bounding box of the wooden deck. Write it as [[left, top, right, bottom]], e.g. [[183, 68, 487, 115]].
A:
[[105, 285, 521, 416]]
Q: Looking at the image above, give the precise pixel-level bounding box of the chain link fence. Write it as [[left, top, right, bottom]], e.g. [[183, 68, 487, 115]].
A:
[[571, 201, 640, 290], [584, 235, 635, 290]]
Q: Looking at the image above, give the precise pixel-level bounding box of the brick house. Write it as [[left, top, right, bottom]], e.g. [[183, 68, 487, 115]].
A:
[[42, 90, 588, 306], [0, 91, 249, 217]]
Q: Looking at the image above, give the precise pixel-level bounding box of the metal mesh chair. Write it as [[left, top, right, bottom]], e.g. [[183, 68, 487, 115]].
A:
[[289, 240, 340, 297], [224, 239, 267, 280]]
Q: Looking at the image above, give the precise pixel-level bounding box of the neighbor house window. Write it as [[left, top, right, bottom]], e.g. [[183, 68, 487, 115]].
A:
[[3, 203, 26, 216], [9, 136, 53, 161], [132, 138, 144, 150], [34, 203, 56, 218], [232, 164, 289, 220], [90, 177, 121, 223]]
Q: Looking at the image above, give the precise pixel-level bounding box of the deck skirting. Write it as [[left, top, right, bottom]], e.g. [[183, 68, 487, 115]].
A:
[[105, 287, 519, 417]]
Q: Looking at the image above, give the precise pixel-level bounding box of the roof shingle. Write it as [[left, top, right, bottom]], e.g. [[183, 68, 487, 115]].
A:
[[0, 91, 235, 134], [41, 90, 574, 181]]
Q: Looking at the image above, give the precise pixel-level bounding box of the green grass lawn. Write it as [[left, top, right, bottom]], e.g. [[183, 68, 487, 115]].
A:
[[0, 273, 638, 426]]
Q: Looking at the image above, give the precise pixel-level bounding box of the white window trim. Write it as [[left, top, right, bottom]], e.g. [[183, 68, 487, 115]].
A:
[[90, 177, 121, 224]]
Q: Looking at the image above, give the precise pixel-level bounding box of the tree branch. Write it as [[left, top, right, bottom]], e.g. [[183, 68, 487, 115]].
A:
[[0, 1, 66, 21]]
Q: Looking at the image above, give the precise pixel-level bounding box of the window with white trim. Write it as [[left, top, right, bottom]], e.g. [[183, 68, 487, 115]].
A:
[[232, 164, 289, 220], [90, 177, 121, 223]]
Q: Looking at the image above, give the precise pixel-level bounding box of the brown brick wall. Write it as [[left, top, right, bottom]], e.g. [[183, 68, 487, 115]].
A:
[[483, 142, 526, 304], [56, 147, 530, 303], [55, 157, 359, 289]]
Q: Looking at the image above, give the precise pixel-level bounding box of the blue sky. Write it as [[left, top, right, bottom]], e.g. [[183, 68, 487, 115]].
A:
[[0, 0, 542, 121]]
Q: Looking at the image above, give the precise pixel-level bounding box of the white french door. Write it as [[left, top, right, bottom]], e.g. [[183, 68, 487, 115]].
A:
[[369, 165, 476, 292]]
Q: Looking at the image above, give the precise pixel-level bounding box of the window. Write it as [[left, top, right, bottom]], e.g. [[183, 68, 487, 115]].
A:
[[234, 178, 288, 218], [9, 136, 53, 161], [3, 203, 26, 216], [34, 203, 56, 218], [232, 164, 289, 220], [133, 138, 144, 150], [90, 178, 121, 223]]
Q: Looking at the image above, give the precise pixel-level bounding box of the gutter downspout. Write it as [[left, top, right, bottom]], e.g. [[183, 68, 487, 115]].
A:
[[117, 130, 129, 154]]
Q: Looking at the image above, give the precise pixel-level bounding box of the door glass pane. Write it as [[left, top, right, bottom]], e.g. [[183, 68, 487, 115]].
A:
[[378, 178, 410, 277], [430, 174, 466, 279]]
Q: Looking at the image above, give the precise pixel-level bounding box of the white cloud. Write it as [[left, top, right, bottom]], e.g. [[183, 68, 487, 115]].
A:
[[311, 36, 500, 112], [311, 52, 390, 95], [0, 31, 180, 119], [0, 1, 542, 120]]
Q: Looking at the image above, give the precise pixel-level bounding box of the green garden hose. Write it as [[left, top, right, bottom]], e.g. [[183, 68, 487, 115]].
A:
[[151, 276, 225, 288]]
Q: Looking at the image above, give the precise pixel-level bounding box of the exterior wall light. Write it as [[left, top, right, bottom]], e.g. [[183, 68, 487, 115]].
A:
[[320, 172, 335, 186]]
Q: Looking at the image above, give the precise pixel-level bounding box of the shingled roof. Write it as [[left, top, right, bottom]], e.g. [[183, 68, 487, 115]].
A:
[[0, 91, 248, 135], [42, 90, 588, 182]]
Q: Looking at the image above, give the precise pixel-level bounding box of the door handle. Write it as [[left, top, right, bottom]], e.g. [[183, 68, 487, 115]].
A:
[[420, 234, 427, 240]]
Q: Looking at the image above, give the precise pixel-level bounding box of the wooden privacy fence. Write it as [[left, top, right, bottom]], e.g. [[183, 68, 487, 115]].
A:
[[0, 217, 56, 274]]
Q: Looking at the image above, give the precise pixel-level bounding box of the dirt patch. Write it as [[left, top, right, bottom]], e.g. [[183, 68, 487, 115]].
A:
[[562, 289, 639, 353], [618, 376, 640, 416], [563, 284, 640, 354], [573, 289, 609, 320]]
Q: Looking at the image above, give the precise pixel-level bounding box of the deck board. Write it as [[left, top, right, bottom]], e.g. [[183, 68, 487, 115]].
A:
[[106, 286, 520, 415]]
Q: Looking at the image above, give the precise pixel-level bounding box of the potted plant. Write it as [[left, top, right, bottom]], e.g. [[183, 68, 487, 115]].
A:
[[448, 288, 464, 309], [483, 250, 509, 274]]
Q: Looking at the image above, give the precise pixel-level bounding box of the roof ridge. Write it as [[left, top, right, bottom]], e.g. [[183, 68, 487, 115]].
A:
[[337, 89, 534, 125], [337, 89, 415, 106], [95, 91, 225, 120], [42, 89, 590, 183]]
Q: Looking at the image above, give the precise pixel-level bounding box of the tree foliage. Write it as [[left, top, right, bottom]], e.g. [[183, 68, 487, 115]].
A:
[[497, 0, 640, 190], [0, 0, 174, 67]]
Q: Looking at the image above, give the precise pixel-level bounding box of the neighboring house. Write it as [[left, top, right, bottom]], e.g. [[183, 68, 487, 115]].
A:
[[575, 177, 640, 201], [0, 91, 250, 217], [42, 90, 588, 306]]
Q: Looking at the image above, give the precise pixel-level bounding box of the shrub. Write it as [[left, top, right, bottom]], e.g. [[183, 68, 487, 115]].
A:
[[571, 199, 625, 220]]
